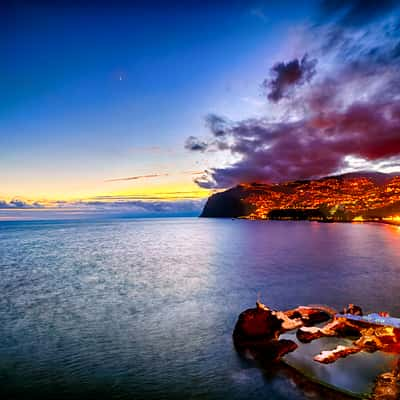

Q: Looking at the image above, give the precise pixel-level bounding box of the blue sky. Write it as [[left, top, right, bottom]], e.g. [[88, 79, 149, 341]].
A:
[[2, 0, 399, 218]]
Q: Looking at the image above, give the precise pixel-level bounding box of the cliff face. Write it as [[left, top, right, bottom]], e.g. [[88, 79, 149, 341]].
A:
[[200, 186, 253, 217], [200, 172, 400, 220]]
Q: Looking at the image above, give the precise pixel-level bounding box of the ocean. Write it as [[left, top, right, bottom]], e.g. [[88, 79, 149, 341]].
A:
[[1, 218, 400, 399]]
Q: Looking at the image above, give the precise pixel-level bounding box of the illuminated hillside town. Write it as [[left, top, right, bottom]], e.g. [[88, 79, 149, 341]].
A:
[[210, 174, 400, 222]]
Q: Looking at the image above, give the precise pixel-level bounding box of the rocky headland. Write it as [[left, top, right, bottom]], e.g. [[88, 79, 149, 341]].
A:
[[201, 172, 400, 222]]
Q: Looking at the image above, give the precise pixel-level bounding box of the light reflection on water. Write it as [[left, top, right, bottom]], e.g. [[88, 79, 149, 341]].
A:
[[281, 333, 398, 396], [0, 218, 400, 399]]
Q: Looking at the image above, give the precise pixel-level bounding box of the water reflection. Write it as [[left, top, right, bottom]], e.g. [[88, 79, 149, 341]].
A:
[[0, 219, 400, 399], [282, 333, 397, 396]]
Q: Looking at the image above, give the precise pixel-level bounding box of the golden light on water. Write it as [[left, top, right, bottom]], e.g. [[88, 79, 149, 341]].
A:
[[383, 216, 400, 223]]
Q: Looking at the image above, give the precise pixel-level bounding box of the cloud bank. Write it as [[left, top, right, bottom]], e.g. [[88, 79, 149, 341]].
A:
[[186, 0, 400, 188], [0, 199, 43, 209], [0, 198, 206, 220]]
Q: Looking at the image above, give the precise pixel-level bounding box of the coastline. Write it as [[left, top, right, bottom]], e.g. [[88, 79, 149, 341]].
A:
[[205, 216, 400, 227]]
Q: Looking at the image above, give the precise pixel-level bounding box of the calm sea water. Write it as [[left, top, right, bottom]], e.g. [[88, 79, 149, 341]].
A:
[[1, 218, 400, 400]]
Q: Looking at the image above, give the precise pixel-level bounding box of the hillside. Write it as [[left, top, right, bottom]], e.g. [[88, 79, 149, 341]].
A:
[[200, 172, 400, 221]]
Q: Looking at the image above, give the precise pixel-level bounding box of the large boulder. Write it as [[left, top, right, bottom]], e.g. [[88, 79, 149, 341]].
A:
[[342, 303, 363, 316], [233, 302, 297, 361], [233, 305, 283, 345]]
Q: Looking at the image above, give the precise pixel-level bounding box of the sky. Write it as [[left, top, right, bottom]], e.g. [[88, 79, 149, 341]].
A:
[[1, 0, 400, 219]]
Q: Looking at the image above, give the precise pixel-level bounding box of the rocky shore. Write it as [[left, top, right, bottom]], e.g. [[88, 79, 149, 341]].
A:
[[233, 301, 400, 399]]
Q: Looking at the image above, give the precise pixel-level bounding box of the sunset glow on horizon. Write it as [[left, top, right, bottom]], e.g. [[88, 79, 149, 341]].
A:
[[2, 0, 400, 219]]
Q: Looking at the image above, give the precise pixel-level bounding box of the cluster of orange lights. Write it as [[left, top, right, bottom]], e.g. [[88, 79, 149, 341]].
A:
[[238, 176, 400, 221], [382, 216, 400, 223]]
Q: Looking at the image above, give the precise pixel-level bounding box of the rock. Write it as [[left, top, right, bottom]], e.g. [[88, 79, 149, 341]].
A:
[[200, 187, 250, 218], [276, 312, 303, 331], [355, 326, 400, 353], [233, 301, 400, 396], [232, 302, 299, 361], [297, 326, 326, 343], [296, 317, 361, 343], [234, 302, 334, 346], [354, 331, 381, 352], [371, 359, 400, 400], [342, 304, 363, 316], [313, 345, 361, 364], [233, 302, 338, 359], [284, 306, 333, 326], [255, 339, 298, 362], [233, 304, 283, 347]]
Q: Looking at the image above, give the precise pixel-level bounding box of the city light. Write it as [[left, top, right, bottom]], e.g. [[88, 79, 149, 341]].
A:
[[239, 176, 400, 221]]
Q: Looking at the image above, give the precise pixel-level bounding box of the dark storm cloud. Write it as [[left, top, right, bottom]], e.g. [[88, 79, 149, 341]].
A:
[[185, 0, 400, 188], [263, 54, 317, 102], [194, 99, 400, 188], [184, 136, 209, 152]]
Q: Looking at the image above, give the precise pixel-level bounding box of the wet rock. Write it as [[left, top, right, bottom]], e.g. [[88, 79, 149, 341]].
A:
[[274, 311, 303, 331], [313, 345, 361, 364], [296, 317, 361, 343], [233, 303, 283, 348], [233, 302, 334, 346], [342, 303, 363, 316], [354, 331, 381, 353], [234, 301, 400, 397], [356, 326, 400, 353], [233, 302, 337, 359], [371, 359, 400, 400], [232, 302, 298, 361], [285, 306, 333, 326], [255, 339, 298, 362], [297, 326, 326, 343]]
